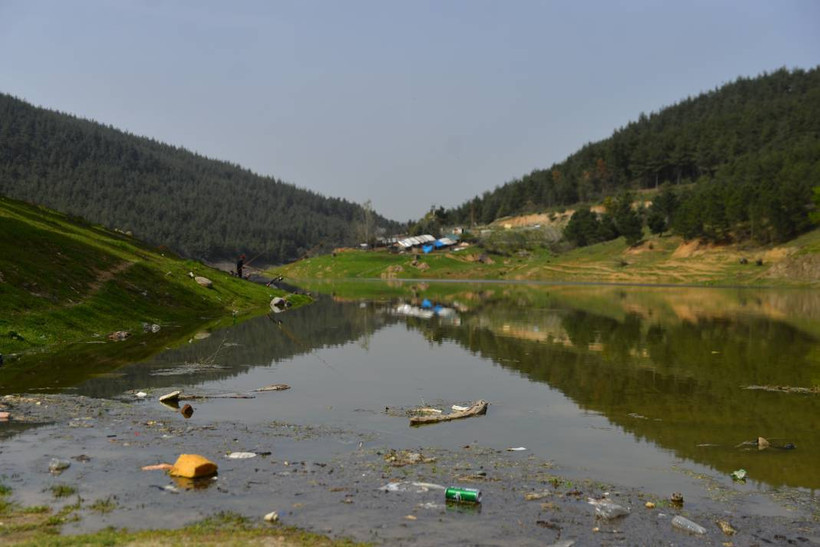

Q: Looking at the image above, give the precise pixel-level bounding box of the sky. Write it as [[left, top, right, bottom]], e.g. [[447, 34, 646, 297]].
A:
[[1, 1, 818, 222]]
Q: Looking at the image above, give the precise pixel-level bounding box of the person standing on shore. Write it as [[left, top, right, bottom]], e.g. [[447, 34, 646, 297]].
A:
[[236, 254, 245, 278]]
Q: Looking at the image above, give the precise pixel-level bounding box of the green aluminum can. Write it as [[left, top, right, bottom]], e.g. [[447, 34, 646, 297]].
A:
[[445, 486, 482, 504]]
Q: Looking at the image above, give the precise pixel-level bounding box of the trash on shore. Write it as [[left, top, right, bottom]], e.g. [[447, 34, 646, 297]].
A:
[[645, 501, 656, 509], [445, 486, 482, 504], [107, 330, 130, 341], [409, 400, 488, 426], [757, 436, 770, 450], [141, 463, 173, 471], [160, 390, 254, 404], [180, 403, 194, 419], [48, 458, 71, 474], [264, 511, 279, 523], [384, 449, 436, 466], [524, 491, 551, 501], [413, 407, 442, 415], [135, 391, 147, 398], [506, 446, 527, 451], [716, 519, 736, 535], [254, 384, 291, 392], [270, 297, 292, 313], [671, 515, 707, 535], [227, 452, 257, 459], [731, 469, 747, 481], [451, 405, 469, 412], [379, 481, 446, 494], [588, 498, 629, 520], [159, 390, 181, 404], [194, 276, 213, 288], [169, 454, 218, 479]]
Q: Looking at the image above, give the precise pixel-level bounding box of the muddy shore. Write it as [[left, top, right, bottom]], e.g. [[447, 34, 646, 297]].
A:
[[1, 392, 818, 546]]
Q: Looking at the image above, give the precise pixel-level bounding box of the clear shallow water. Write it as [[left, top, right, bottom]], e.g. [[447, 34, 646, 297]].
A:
[[71, 282, 820, 498]]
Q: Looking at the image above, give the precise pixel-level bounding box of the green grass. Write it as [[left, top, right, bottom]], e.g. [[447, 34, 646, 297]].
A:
[[0, 196, 309, 372], [47, 485, 77, 499], [270, 227, 820, 289], [88, 496, 117, 514], [0, 504, 368, 546]]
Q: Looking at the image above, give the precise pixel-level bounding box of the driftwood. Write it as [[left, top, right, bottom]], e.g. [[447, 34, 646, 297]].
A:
[[410, 400, 488, 426], [743, 385, 820, 395], [178, 393, 255, 400], [158, 390, 254, 405], [253, 384, 291, 392]]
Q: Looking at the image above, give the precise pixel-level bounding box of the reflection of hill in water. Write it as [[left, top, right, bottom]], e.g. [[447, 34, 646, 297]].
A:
[[406, 298, 820, 490], [76, 297, 400, 397], [72, 285, 820, 488]]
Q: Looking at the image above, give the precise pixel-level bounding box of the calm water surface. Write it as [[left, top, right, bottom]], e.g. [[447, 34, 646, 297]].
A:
[[73, 282, 820, 499]]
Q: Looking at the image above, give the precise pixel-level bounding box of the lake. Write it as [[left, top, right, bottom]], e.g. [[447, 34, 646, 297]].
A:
[[74, 281, 820, 494], [2, 281, 819, 542]]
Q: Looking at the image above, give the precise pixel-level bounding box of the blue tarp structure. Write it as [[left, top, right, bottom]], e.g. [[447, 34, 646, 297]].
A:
[[422, 244, 434, 254], [421, 299, 432, 309], [434, 239, 446, 248]]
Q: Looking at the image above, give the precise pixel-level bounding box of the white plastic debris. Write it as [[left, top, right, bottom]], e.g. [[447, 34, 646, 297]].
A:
[[379, 481, 447, 493], [588, 498, 630, 520], [671, 515, 707, 535], [48, 458, 71, 474], [227, 452, 257, 459]]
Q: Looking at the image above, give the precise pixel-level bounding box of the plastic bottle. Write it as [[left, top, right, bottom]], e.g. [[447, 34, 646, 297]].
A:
[[672, 515, 707, 535], [594, 500, 630, 519]]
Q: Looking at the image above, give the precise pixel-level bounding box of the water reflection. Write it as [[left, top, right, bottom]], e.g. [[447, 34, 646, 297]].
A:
[[72, 283, 820, 490], [383, 284, 820, 488]]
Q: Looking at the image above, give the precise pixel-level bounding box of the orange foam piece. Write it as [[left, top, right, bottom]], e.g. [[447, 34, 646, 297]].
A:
[[169, 454, 218, 478]]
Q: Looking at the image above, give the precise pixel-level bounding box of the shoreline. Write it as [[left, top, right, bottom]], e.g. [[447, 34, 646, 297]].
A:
[[1, 392, 818, 545]]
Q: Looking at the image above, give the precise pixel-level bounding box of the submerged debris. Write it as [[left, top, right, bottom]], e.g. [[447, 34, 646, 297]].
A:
[[671, 515, 707, 535], [670, 492, 684, 506], [254, 384, 291, 392], [384, 449, 436, 466], [379, 481, 446, 493], [48, 458, 71, 474], [588, 498, 629, 520], [159, 390, 181, 404], [180, 403, 194, 419], [716, 519, 736, 536], [409, 400, 489, 426]]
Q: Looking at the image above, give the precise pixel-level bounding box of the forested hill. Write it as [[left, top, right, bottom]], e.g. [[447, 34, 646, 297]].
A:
[[0, 94, 400, 263], [445, 67, 820, 241]]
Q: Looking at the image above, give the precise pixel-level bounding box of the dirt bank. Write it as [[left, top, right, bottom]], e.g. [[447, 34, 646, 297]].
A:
[[1, 393, 818, 546]]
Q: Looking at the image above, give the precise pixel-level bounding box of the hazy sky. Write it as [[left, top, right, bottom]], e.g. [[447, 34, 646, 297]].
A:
[[1, 1, 818, 221]]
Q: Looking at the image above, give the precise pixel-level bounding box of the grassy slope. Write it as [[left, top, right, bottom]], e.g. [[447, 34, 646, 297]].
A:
[[0, 196, 306, 356], [270, 228, 820, 288]]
